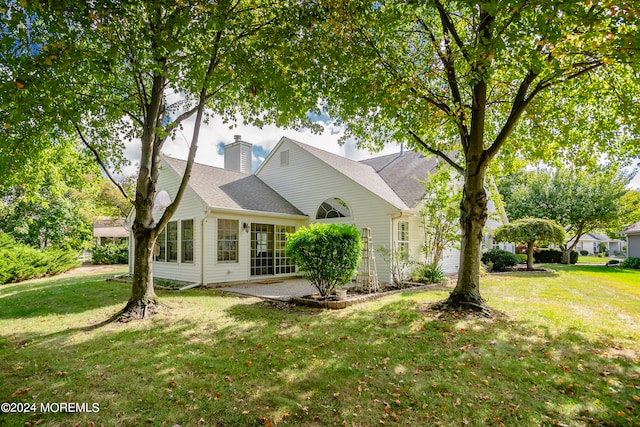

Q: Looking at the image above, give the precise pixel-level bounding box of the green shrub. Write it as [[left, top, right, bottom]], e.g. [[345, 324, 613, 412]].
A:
[[516, 254, 528, 264], [580, 250, 589, 256], [620, 257, 640, 269], [286, 223, 362, 296], [481, 249, 520, 271], [533, 249, 578, 264], [0, 233, 79, 284], [92, 243, 129, 265], [411, 262, 447, 284], [606, 259, 620, 266]]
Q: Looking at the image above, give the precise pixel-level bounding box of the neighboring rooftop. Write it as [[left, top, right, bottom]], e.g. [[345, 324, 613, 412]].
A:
[[93, 217, 128, 238], [624, 220, 640, 235]]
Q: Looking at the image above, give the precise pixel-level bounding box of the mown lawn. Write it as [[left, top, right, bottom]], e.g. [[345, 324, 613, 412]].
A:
[[0, 265, 638, 426]]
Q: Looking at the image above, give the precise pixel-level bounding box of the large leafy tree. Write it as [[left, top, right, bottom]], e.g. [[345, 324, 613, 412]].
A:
[[295, 0, 640, 308], [1, 1, 317, 320], [497, 166, 632, 262], [0, 140, 105, 250]]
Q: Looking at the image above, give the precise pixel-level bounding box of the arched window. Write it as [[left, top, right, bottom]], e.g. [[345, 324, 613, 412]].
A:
[[316, 197, 351, 219], [153, 190, 171, 212]]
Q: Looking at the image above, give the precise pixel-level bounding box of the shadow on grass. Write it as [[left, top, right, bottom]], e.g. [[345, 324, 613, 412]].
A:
[[0, 275, 130, 320], [1, 293, 637, 427]]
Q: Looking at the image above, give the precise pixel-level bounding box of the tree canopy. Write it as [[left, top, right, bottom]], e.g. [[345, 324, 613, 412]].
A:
[[291, 0, 640, 308], [497, 166, 633, 261], [1, 0, 319, 320]]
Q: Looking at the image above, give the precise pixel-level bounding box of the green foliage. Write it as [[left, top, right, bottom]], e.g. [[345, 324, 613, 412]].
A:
[[92, 243, 129, 265], [516, 254, 528, 264], [1, 0, 322, 307], [419, 167, 462, 265], [0, 142, 119, 251], [411, 262, 447, 284], [295, 1, 640, 302], [534, 249, 578, 265], [0, 234, 79, 284], [377, 246, 415, 288], [481, 249, 520, 272], [620, 257, 640, 269], [285, 224, 362, 296], [497, 167, 632, 252], [494, 217, 566, 268], [494, 218, 566, 247]]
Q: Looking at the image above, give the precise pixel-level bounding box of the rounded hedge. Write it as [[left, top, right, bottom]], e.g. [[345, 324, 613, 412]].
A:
[[481, 248, 520, 271], [285, 223, 362, 296]]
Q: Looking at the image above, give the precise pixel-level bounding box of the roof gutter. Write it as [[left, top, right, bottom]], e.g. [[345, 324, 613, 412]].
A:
[[205, 207, 308, 220]]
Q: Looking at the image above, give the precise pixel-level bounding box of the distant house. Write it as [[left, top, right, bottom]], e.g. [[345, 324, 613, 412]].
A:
[[624, 220, 640, 258], [93, 217, 129, 246], [571, 233, 625, 255], [128, 136, 506, 286]]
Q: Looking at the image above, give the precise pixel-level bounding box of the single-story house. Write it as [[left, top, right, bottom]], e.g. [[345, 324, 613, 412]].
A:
[[624, 220, 640, 258], [128, 136, 504, 286], [93, 217, 129, 245], [570, 233, 625, 255]]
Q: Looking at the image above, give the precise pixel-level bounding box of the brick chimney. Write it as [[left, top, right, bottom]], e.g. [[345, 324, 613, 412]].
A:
[[223, 135, 252, 174]]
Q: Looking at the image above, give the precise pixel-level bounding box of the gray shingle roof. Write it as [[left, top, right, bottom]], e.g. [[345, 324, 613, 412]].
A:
[[284, 138, 413, 210], [360, 151, 439, 208], [162, 156, 305, 216]]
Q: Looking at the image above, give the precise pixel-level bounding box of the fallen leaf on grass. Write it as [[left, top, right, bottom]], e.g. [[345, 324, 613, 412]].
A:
[[11, 388, 30, 397]]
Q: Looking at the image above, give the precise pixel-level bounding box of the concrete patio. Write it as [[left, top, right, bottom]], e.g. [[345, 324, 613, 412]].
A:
[[214, 278, 319, 301]]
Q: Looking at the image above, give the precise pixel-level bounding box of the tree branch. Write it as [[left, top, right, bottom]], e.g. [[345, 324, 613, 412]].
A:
[[409, 130, 464, 174], [75, 124, 133, 205], [156, 52, 218, 232], [433, 0, 470, 62], [416, 16, 470, 149]]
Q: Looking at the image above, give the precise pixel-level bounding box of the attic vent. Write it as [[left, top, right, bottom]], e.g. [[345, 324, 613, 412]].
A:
[[280, 150, 289, 166]]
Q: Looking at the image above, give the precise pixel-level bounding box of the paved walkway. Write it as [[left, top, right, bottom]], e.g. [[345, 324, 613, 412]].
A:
[[216, 278, 318, 301]]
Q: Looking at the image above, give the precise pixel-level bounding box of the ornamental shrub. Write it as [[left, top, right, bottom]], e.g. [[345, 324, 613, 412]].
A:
[[620, 257, 640, 269], [92, 243, 129, 264], [411, 262, 447, 284], [286, 223, 362, 296], [481, 249, 520, 272]]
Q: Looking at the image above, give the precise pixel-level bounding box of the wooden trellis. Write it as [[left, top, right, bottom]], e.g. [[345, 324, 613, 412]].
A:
[[356, 227, 380, 293]]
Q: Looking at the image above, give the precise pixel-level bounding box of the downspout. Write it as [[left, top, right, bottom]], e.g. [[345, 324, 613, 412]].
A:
[[200, 216, 206, 288]]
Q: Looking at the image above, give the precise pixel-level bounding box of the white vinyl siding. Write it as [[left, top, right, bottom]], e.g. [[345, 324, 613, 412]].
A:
[[202, 213, 306, 285], [146, 158, 205, 284], [257, 139, 399, 283]]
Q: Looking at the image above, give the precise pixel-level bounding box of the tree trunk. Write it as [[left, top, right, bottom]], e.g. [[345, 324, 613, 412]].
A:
[[126, 222, 159, 315], [447, 170, 488, 306], [527, 241, 534, 270]]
